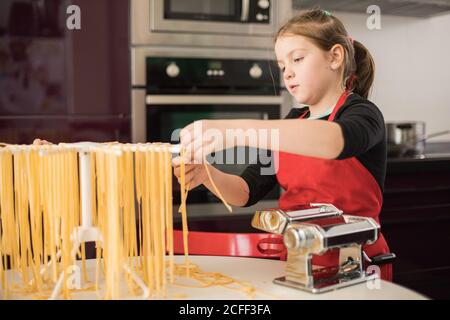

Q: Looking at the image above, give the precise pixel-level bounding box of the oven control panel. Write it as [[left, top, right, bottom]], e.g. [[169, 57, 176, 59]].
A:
[[146, 57, 280, 94]]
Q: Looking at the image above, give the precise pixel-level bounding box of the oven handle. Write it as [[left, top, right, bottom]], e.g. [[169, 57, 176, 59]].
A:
[[241, 0, 250, 22], [146, 95, 283, 105]]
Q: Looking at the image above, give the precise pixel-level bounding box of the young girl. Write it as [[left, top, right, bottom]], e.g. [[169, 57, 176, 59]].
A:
[[173, 9, 392, 281]]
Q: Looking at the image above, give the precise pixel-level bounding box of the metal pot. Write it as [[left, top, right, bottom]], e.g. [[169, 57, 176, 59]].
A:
[[386, 122, 426, 157], [386, 122, 450, 157]]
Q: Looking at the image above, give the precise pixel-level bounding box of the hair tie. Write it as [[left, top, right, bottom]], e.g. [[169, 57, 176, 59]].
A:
[[348, 36, 355, 44], [346, 74, 358, 91], [323, 10, 332, 16]]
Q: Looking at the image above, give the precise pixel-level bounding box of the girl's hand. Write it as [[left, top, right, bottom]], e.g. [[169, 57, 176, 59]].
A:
[[33, 138, 53, 145], [172, 155, 208, 190], [180, 120, 227, 164]]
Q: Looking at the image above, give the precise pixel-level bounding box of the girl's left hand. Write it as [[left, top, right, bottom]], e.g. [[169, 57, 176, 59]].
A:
[[180, 120, 228, 164]]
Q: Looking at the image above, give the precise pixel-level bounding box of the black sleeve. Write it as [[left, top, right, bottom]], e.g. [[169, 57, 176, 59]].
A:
[[239, 107, 307, 207], [239, 152, 277, 207], [335, 102, 385, 159]]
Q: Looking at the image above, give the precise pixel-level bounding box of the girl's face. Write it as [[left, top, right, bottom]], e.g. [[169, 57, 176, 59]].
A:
[[275, 34, 338, 106]]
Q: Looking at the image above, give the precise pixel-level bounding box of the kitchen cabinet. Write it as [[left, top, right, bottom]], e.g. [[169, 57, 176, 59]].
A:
[[381, 145, 450, 299], [69, 0, 130, 116]]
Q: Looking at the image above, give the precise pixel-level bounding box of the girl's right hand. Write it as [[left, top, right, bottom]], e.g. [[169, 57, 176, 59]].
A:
[[172, 156, 208, 191], [33, 138, 52, 145]]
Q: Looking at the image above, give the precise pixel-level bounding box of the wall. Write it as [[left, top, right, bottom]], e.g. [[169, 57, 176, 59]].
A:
[[288, 9, 450, 141]]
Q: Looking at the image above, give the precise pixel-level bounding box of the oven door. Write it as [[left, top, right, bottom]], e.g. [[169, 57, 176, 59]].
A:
[[144, 94, 282, 216], [150, 0, 276, 36]]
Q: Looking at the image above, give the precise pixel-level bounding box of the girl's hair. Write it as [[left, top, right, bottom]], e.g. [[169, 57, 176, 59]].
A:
[[275, 9, 375, 99]]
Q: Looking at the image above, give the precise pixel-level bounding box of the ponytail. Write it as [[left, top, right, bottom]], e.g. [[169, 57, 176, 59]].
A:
[[351, 40, 375, 99]]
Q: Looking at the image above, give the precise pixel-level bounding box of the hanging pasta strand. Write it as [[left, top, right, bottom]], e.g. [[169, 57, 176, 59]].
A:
[[0, 149, 19, 298], [94, 150, 105, 293], [178, 147, 190, 277], [59, 151, 71, 299], [104, 149, 122, 300], [142, 148, 155, 293], [203, 156, 232, 213], [149, 148, 159, 294], [157, 145, 167, 295], [25, 149, 43, 292], [46, 151, 59, 283], [14, 150, 33, 288], [164, 147, 174, 284], [134, 148, 144, 275], [40, 146, 53, 283], [1, 142, 240, 300]]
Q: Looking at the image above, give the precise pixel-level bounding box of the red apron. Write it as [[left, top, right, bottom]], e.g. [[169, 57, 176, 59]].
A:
[[275, 91, 392, 281]]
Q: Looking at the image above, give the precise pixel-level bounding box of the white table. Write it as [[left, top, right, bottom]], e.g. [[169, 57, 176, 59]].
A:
[[3, 255, 427, 300]]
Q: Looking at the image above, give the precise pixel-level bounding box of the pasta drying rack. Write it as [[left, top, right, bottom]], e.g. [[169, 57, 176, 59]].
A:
[[37, 142, 181, 299]]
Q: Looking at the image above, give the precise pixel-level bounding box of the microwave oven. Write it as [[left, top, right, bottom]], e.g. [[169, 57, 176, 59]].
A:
[[153, 0, 275, 35], [130, 0, 292, 48]]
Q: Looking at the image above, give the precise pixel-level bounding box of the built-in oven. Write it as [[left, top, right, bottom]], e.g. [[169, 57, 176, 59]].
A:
[[146, 96, 280, 213], [131, 50, 285, 217]]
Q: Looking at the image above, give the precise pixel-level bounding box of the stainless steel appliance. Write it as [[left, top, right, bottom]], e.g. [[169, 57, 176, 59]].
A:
[[132, 50, 285, 216], [153, 0, 274, 34], [386, 121, 426, 158], [252, 204, 395, 293], [130, 0, 292, 49], [386, 121, 450, 158]]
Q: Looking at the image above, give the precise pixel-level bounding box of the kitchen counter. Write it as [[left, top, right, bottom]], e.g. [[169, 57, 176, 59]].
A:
[[387, 142, 450, 173], [2, 256, 427, 300]]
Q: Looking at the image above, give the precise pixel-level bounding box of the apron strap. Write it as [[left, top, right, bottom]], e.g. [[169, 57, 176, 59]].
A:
[[328, 91, 351, 122]]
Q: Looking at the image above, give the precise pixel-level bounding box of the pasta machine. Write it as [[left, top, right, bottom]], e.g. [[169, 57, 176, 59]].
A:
[[251, 203, 382, 293]]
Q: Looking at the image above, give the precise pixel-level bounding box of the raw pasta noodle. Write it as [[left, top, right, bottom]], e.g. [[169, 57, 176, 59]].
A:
[[96, 143, 174, 298], [0, 146, 80, 298], [202, 156, 232, 213], [104, 149, 121, 299], [0, 149, 18, 299], [157, 147, 167, 293], [0, 142, 240, 300], [179, 147, 190, 277], [172, 262, 256, 299], [94, 143, 181, 298], [164, 148, 174, 284], [0, 146, 79, 299]]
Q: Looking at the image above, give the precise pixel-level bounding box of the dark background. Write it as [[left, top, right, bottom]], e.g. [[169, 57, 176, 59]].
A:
[[0, 0, 131, 144]]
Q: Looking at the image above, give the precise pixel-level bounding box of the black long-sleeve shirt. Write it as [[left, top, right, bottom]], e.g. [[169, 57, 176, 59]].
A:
[[240, 93, 387, 207]]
